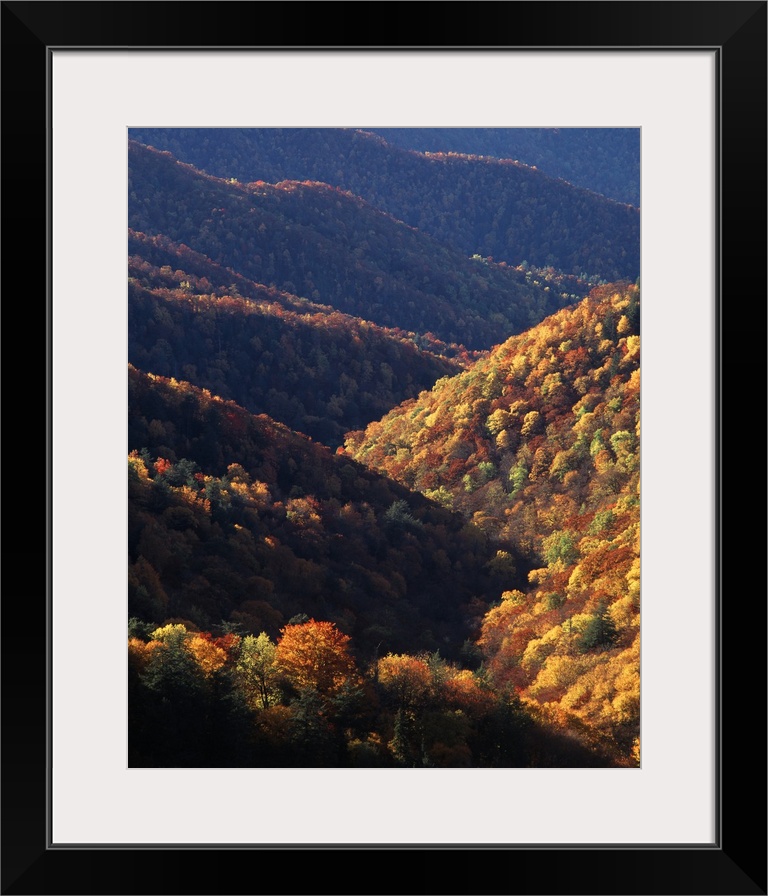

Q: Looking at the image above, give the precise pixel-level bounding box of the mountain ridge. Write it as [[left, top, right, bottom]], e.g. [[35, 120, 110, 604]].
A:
[[128, 128, 640, 281]]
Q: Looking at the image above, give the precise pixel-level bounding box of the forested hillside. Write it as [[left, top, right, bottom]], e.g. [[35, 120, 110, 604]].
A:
[[129, 141, 582, 350], [129, 234, 464, 446], [129, 128, 640, 281], [345, 284, 640, 761], [368, 127, 641, 206]]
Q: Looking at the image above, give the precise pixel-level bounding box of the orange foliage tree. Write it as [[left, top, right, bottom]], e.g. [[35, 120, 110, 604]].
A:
[[376, 653, 432, 710], [275, 619, 360, 699]]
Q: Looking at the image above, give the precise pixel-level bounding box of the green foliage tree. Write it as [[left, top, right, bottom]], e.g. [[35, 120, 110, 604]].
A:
[[543, 531, 578, 567], [577, 600, 618, 653], [236, 632, 278, 709], [382, 500, 423, 535]]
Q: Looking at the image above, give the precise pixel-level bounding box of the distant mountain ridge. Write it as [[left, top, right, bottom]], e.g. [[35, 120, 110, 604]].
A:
[[128, 140, 578, 350], [128, 128, 640, 282], [367, 127, 640, 206]]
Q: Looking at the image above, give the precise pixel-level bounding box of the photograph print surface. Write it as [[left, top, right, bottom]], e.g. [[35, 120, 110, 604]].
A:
[[127, 127, 640, 769]]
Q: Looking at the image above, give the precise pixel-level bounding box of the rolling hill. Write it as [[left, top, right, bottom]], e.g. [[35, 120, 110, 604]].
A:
[[129, 128, 640, 281]]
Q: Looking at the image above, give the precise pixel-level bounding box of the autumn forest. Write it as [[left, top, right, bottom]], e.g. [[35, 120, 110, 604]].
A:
[[128, 128, 640, 768]]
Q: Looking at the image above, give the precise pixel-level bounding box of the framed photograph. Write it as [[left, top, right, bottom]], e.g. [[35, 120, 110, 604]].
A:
[[4, 2, 765, 893]]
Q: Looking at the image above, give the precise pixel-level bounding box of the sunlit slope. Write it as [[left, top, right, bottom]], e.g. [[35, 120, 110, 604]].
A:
[[345, 283, 641, 760]]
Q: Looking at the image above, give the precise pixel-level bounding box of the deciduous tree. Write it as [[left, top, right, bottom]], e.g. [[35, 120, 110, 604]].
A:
[[275, 619, 360, 699]]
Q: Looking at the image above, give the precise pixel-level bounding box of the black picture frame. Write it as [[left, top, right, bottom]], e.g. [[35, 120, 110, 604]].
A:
[[3, 2, 765, 894]]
